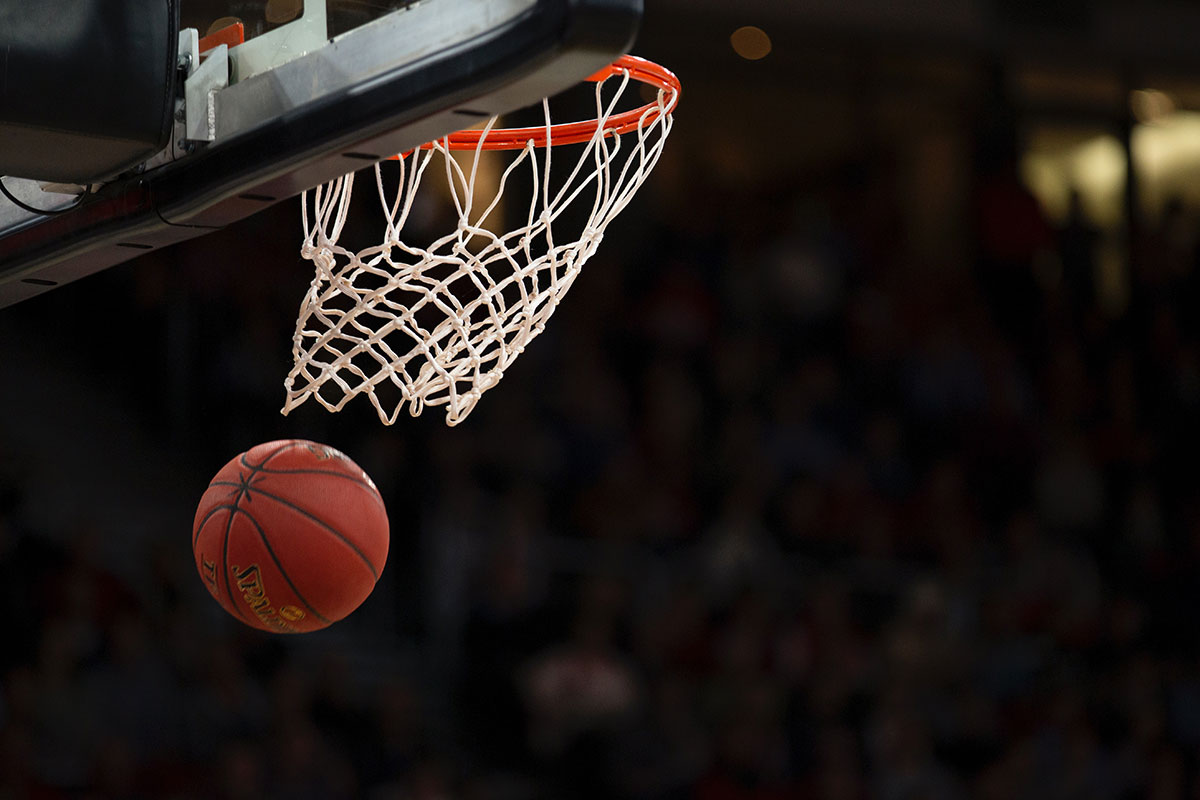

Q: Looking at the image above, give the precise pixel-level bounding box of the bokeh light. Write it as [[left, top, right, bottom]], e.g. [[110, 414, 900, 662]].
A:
[[1130, 88, 1176, 124], [730, 25, 772, 61]]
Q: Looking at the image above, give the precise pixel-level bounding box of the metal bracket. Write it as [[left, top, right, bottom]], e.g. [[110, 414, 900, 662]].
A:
[[185, 44, 230, 143], [178, 27, 199, 78], [139, 30, 199, 172]]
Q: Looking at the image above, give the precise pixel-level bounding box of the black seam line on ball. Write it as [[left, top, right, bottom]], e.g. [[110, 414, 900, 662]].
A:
[[234, 508, 332, 626], [247, 486, 379, 580]]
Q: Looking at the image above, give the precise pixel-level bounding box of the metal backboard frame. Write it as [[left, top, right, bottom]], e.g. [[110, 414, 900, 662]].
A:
[[0, 0, 642, 306]]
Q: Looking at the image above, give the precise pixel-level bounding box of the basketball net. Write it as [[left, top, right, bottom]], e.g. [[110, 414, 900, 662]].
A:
[[282, 56, 679, 425]]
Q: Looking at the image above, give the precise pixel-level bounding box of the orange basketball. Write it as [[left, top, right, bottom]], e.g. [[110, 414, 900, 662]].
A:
[[192, 440, 389, 633]]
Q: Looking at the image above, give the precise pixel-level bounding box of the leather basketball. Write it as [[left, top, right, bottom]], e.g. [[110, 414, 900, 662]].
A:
[[192, 440, 389, 633]]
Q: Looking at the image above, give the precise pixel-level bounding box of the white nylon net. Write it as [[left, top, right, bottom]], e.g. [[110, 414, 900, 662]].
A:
[[282, 66, 675, 425]]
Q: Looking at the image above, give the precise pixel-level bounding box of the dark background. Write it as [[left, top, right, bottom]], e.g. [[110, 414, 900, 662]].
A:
[[5, 0, 1200, 797]]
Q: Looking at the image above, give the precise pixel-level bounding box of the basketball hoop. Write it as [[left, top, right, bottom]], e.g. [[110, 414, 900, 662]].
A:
[[283, 55, 680, 425]]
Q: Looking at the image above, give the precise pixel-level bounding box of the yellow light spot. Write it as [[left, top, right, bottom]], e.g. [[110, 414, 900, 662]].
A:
[[731, 26, 772, 61], [1130, 89, 1175, 125], [265, 0, 304, 24]]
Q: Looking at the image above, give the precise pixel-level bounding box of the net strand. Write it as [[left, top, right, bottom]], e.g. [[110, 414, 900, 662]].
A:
[[284, 63, 676, 426]]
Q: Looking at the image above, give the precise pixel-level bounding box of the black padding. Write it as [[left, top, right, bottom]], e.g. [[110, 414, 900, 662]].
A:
[[0, 0, 179, 183]]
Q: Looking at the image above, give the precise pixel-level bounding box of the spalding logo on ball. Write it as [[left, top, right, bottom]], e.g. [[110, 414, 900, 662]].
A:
[[193, 440, 389, 633]]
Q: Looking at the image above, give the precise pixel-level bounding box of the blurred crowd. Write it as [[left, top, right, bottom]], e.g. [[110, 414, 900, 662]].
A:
[[4, 93, 1200, 800]]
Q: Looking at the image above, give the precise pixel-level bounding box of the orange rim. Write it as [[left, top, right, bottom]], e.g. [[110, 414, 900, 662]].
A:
[[407, 55, 680, 153]]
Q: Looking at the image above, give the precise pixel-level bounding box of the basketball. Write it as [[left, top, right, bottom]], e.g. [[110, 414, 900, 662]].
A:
[[192, 440, 389, 633]]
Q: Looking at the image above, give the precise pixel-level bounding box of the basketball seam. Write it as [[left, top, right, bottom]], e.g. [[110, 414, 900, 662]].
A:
[[246, 486, 381, 580], [238, 443, 384, 511], [235, 508, 333, 626], [207, 480, 247, 500], [220, 507, 257, 627], [244, 440, 306, 470], [245, 468, 384, 508], [195, 502, 235, 548]]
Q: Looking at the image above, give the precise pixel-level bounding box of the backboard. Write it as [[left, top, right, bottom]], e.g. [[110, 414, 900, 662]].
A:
[[0, 0, 642, 306]]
